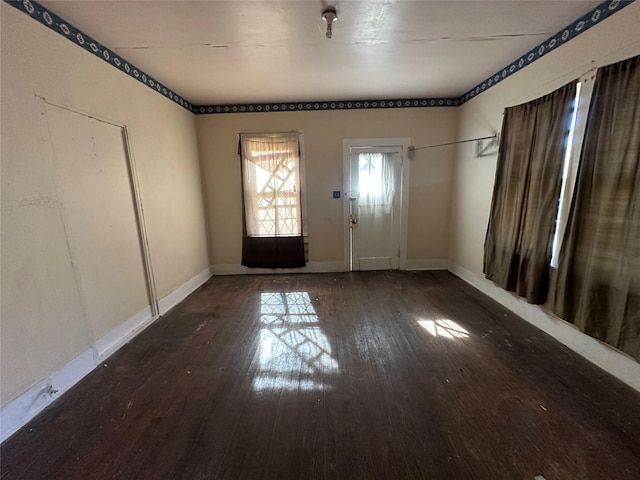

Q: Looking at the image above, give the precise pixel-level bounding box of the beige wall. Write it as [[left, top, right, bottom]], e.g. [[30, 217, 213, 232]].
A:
[[449, 1, 640, 275], [0, 3, 209, 406], [196, 108, 458, 267]]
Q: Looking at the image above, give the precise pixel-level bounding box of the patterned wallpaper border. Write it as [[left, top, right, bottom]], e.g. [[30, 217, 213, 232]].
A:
[[5, 0, 634, 115], [195, 97, 461, 115]]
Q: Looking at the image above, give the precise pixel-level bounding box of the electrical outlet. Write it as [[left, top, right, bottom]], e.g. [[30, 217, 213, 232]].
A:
[[333, 191, 341, 198]]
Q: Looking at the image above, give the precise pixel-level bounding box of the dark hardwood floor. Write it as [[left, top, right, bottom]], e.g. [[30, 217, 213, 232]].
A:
[[2, 271, 640, 479]]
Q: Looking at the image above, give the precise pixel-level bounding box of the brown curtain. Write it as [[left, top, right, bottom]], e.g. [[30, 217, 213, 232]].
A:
[[553, 55, 640, 361], [241, 236, 305, 269], [484, 81, 577, 304]]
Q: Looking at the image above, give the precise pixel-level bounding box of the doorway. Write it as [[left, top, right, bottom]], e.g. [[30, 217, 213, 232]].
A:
[[343, 138, 410, 271]]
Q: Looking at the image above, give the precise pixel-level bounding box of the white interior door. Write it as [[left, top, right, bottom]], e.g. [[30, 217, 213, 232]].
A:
[[349, 146, 403, 271], [46, 104, 153, 342]]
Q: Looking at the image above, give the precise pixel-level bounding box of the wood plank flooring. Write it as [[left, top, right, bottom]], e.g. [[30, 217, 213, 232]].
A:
[[2, 271, 640, 479]]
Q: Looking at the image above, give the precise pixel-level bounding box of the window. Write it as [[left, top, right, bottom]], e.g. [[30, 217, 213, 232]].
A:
[[239, 133, 307, 269], [359, 153, 384, 197], [550, 77, 595, 267], [484, 80, 577, 304], [486, 55, 640, 359], [551, 55, 640, 361], [357, 152, 396, 209], [240, 133, 304, 237]]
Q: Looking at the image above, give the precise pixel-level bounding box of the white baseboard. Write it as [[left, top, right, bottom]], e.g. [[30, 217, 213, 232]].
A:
[[212, 260, 449, 275], [449, 264, 640, 393], [94, 305, 153, 361], [404, 259, 448, 270], [211, 261, 348, 275], [158, 266, 213, 314], [0, 266, 213, 443], [0, 348, 96, 444]]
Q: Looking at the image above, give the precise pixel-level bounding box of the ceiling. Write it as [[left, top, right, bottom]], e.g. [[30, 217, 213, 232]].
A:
[[39, 0, 604, 106]]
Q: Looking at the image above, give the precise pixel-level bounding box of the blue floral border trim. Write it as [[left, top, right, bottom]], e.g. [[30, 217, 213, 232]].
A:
[[5, 0, 634, 114], [5, 0, 196, 112], [195, 97, 461, 115], [458, 0, 633, 104]]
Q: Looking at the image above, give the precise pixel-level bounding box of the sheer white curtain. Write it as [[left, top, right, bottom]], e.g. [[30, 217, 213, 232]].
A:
[[241, 134, 301, 237], [357, 153, 396, 212]]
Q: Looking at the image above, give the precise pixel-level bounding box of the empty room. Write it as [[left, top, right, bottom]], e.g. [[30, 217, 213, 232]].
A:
[[1, 0, 640, 478]]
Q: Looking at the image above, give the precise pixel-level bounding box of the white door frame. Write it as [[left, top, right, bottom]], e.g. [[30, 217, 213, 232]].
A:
[[43, 99, 159, 318], [343, 138, 411, 271]]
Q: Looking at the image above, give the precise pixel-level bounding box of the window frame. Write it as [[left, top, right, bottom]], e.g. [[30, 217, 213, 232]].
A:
[[239, 131, 309, 252], [550, 73, 596, 267]]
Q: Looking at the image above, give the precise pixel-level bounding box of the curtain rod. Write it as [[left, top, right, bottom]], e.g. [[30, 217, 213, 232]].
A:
[[410, 134, 498, 153], [238, 131, 301, 137]]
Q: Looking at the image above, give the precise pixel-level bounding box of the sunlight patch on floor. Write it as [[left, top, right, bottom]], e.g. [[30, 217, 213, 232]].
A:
[[253, 292, 339, 392], [418, 319, 470, 339]]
